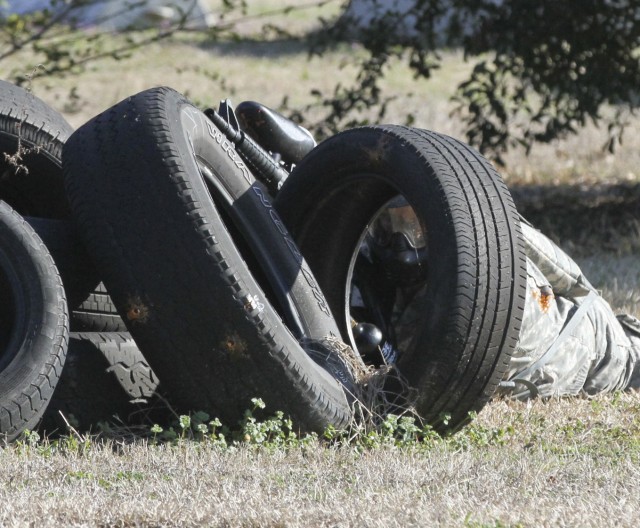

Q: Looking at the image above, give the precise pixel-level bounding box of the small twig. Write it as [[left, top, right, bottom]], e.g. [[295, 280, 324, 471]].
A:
[[58, 410, 88, 444]]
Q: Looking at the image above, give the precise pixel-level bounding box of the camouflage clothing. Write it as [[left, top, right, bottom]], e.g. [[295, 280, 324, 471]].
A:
[[498, 222, 640, 399]]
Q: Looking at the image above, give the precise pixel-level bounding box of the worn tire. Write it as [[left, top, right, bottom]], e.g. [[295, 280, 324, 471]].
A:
[[275, 126, 527, 431], [0, 201, 68, 441], [0, 80, 72, 218], [71, 284, 127, 332], [63, 87, 353, 432]]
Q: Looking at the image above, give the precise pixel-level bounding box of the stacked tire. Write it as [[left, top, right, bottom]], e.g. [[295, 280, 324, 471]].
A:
[[0, 81, 72, 441], [0, 202, 68, 441], [42, 332, 163, 433]]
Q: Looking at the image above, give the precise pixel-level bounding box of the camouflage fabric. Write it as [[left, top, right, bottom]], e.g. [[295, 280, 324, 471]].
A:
[[498, 221, 640, 399]]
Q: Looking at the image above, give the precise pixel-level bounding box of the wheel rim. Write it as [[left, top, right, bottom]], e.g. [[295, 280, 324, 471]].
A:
[[344, 194, 430, 367]]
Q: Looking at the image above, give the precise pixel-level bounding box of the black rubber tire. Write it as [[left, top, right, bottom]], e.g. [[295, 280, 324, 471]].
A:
[[0, 200, 68, 441], [275, 126, 527, 431], [24, 216, 126, 331], [63, 87, 353, 432], [40, 332, 164, 434], [25, 216, 99, 307], [0, 80, 72, 218], [70, 284, 127, 332], [94, 332, 159, 399]]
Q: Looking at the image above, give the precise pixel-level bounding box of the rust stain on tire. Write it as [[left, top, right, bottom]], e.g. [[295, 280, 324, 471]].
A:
[[125, 296, 149, 323], [221, 332, 249, 361]]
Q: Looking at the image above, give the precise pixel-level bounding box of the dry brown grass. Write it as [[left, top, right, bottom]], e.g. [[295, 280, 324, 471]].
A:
[[1, 392, 639, 527]]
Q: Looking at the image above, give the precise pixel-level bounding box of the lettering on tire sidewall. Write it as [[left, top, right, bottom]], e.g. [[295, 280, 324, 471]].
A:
[[181, 104, 332, 319]]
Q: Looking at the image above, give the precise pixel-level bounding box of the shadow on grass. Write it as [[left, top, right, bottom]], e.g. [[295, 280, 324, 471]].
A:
[[510, 181, 640, 256]]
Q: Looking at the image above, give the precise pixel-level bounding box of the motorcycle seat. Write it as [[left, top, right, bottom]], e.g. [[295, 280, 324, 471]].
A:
[[236, 101, 316, 165]]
